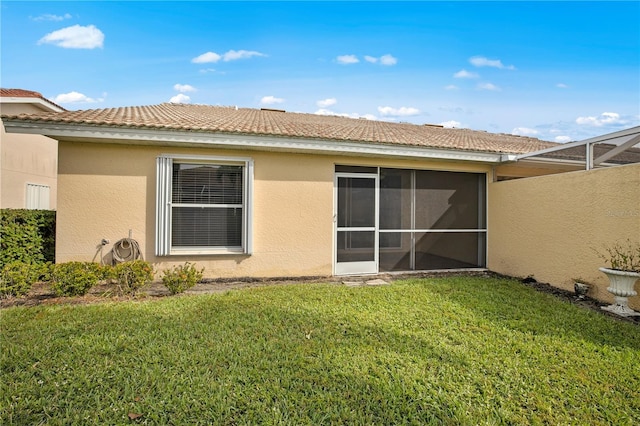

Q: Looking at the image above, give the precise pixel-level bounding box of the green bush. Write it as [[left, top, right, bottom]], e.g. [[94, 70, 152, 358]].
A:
[[162, 262, 204, 295], [0, 209, 55, 268], [51, 262, 102, 297], [0, 262, 44, 297], [113, 260, 154, 295]]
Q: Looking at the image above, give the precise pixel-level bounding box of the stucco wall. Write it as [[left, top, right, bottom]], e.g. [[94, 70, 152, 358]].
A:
[[1, 105, 58, 209], [56, 141, 491, 279], [488, 163, 640, 308]]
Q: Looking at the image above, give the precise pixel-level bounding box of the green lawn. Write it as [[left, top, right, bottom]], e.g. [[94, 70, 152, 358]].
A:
[[1, 276, 639, 425]]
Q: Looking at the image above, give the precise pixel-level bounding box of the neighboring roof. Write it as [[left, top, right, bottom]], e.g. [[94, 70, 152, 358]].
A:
[[0, 88, 65, 112], [516, 125, 640, 169], [1, 102, 556, 155], [539, 143, 640, 165]]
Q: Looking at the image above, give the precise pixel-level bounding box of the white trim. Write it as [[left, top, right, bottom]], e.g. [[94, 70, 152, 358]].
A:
[[172, 203, 243, 209], [156, 154, 253, 256], [155, 156, 172, 256], [3, 121, 505, 163], [0, 96, 64, 112], [159, 153, 252, 163], [379, 229, 487, 233], [334, 173, 379, 275], [245, 159, 254, 254]]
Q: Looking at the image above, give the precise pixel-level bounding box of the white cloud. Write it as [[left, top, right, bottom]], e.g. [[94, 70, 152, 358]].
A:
[[379, 54, 398, 66], [556, 83, 569, 89], [169, 94, 191, 104], [440, 120, 461, 128], [512, 127, 539, 136], [469, 56, 515, 70], [192, 52, 222, 63], [576, 112, 624, 127], [53, 91, 102, 104], [336, 55, 359, 64], [377, 106, 420, 117], [555, 136, 572, 143], [316, 98, 337, 108], [477, 82, 500, 91], [31, 13, 72, 22], [360, 54, 397, 65], [314, 108, 338, 116], [222, 50, 266, 61], [444, 85, 459, 90], [191, 49, 265, 64], [38, 24, 104, 49], [453, 69, 479, 79], [260, 96, 284, 105], [315, 109, 376, 120], [174, 84, 196, 93]]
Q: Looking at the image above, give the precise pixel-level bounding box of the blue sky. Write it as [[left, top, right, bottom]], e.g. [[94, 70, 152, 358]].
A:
[[2, 1, 639, 142]]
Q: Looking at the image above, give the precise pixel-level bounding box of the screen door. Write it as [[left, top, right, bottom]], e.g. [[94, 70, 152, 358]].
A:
[[334, 173, 378, 275]]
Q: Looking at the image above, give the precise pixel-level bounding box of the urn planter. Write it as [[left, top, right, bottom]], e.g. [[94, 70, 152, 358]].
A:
[[599, 267, 640, 317]]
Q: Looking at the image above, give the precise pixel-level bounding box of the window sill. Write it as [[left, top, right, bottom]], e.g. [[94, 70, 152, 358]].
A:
[[169, 248, 247, 256]]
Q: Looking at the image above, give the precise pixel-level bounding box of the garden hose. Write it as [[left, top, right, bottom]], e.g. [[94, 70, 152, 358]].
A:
[[111, 238, 143, 265]]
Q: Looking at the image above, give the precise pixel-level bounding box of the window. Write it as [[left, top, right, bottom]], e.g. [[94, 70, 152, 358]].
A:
[[156, 155, 253, 255], [26, 184, 50, 210]]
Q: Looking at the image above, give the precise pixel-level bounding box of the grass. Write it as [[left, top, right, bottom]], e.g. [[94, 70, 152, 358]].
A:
[[1, 276, 639, 425]]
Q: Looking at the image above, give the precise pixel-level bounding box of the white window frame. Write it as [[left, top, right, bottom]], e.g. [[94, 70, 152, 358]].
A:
[[156, 154, 253, 256], [25, 183, 50, 210]]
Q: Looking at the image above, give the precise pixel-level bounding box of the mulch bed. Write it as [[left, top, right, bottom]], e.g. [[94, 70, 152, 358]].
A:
[[518, 276, 640, 325]]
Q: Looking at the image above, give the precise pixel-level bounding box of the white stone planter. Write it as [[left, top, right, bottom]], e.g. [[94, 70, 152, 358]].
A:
[[599, 267, 640, 317]]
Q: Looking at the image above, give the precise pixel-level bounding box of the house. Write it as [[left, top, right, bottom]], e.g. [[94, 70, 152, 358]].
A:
[[2, 101, 638, 307], [0, 89, 65, 210]]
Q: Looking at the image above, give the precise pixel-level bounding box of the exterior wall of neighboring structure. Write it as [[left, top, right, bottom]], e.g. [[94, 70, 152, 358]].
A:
[[0, 103, 58, 209], [488, 163, 640, 309], [56, 140, 492, 278]]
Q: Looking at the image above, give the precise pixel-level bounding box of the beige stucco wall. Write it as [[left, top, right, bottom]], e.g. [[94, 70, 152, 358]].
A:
[[56, 140, 491, 279], [1, 103, 58, 209], [488, 163, 640, 308]]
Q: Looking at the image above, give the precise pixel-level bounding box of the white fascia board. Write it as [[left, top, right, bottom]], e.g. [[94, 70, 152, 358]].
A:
[[0, 97, 64, 113], [2, 120, 505, 163]]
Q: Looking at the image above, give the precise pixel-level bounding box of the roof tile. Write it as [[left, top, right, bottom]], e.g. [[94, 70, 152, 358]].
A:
[[0, 88, 66, 111], [1, 102, 558, 154]]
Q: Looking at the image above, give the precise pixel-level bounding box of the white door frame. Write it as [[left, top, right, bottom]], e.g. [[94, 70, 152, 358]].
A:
[[334, 172, 379, 275]]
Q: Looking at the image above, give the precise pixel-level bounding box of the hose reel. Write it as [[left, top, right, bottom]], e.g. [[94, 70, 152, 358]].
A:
[[111, 237, 143, 265]]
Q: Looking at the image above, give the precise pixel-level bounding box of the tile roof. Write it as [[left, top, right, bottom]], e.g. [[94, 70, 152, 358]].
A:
[[1, 102, 557, 154], [0, 88, 66, 111]]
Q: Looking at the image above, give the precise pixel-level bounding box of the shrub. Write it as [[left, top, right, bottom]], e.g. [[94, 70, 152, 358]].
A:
[[51, 262, 103, 296], [0, 262, 44, 298], [113, 260, 154, 295], [162, 262, 204, 295], [0, 209, 55, 268], [596, 239, 640, 272]]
